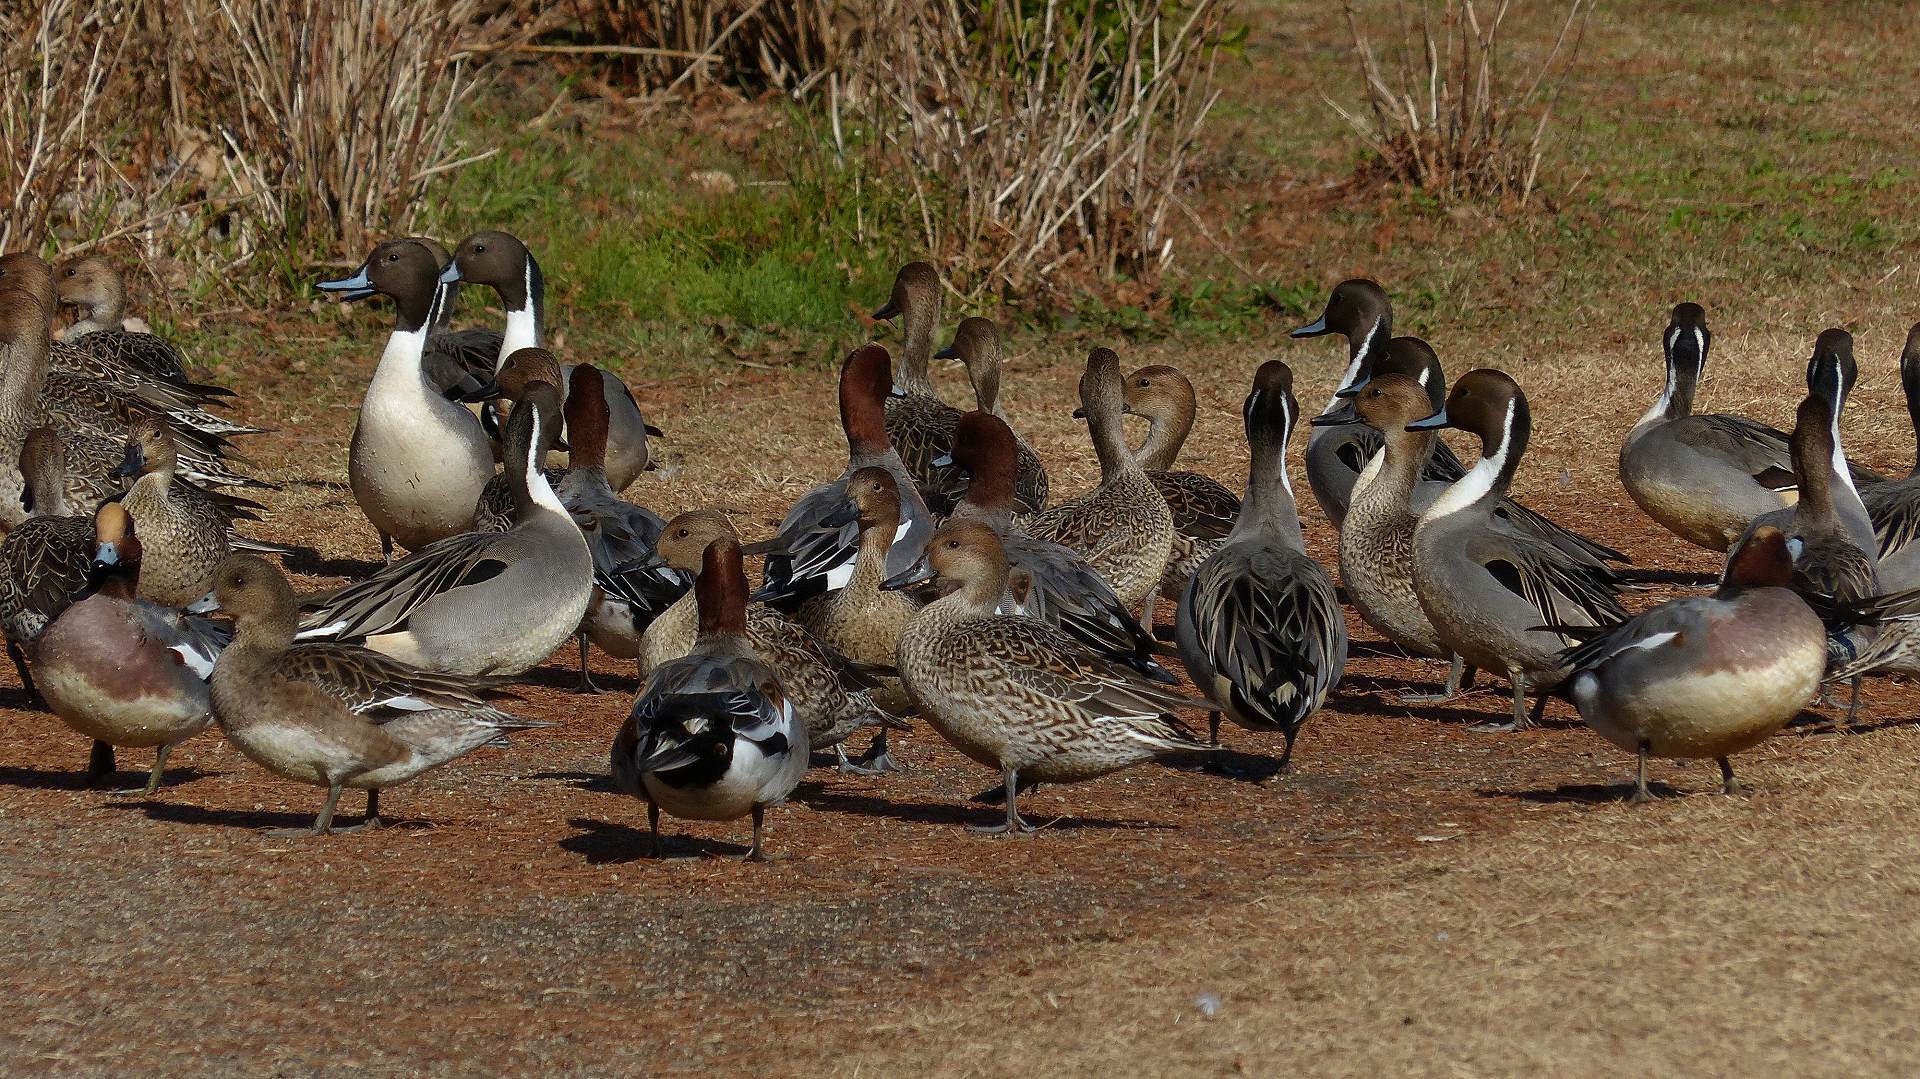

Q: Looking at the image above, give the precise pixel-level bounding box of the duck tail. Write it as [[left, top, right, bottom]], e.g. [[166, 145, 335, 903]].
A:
[[1125, 712, 1217, 755]]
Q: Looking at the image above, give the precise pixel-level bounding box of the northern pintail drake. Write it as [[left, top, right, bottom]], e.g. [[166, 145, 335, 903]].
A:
[[946, 410, 1173, 683], [37, 504, 227, 795], [1024, 347, 1174, 615], [206, 555, 545, 836], [1119, 364, 1241, 601], [1410, 369, 1630, 731], [613, 535, 808, 861], [640, 510, 899, 771], [1621, 304, 1881, 552], [873, 261, 963, 497], [53, 255, 187, 378], [321, 238, 494, 557], [924, 316, 1047, 513], [1292, 278, 1398, 527], [472, 348, 571, 533], [1176, 361, 1346, 770], [886, 519, 1212, 834], [1862, 324, 1920, 590], [1310, 373, 1473, 699], [113, 415, 248, 607], [0, 428, 95, 692], [296, 379, 594, 676], [442, 230, 657, 491], [1558, 527, 1822, 801], [754, 343, 935, 607], [408, 237, 505, 403]]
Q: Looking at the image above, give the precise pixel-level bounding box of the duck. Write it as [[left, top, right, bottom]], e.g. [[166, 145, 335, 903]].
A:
[[1117, 364, 1241, 601], [296, 378, 594, 676], [0, 428, 96, 693], [1310, 372, 1475, 700], [873, 261, 961, 497], [794, 465, 917, 709], [441, 230, 657, 491], [471, 348, 573, 532], [754, 343, 935, 608], [1862, 323, 1920, 590], [1023, 347, 1174, 615], [52, 255, 188, 378], [35, 502, 227, 795], [1291, 278, 1397, 527], [205, 555, 545, 836], [1621, 304, 1882, 552], [1557, 526, 1823, 801], [320, 238, 494, 557], [613, 534, 808, 861], [112, 415, 249, 607], [944, 410, 1173, 682], [1409, 369, 1631, 731], [407, 237, 505, 403], [922, 316, 1048, 513], [639, 510, 901, 772], [1176, 361, 1346, 770], [885, 519, 1212, 834]]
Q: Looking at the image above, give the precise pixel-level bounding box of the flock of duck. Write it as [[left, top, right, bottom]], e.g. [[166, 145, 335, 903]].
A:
[[4, 236, 1920, 860]]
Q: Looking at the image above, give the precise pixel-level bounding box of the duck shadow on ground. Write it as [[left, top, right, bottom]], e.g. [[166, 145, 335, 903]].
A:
[[515, 666, 640, 698], [561, 817, 749, 864], [530, 770, 619, 794], [0, 765, 211, 792], [99, 798, 413, 833], [1154, 749, 1289, 784], [1478, 780, 1686, 805], [794, 784, 1173, 833], [276, 546, 387, 580]]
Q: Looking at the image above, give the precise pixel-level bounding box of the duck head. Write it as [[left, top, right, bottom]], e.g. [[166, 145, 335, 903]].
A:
[[203, 554, 299, 640], [111, 415, 178, 481], [443, 230, 540, 304], [874, 261, 941, 392], [654, 511, 741, 574], [1806, 328, 1858, 413], [53, 256, 123, 320], [936, 316, 1005, 412], [822, 466, 904, 536], [0, 253, 58, 316], [839, 343, 895, 456], [318, 239, 444, 331], [943, 410, 1020, 511], [91, 501, 141, 574], [881, 518, 1006, 604], [1335, 335, 1446, 410], [1321, 371, 1435, 437], [1723, 525, 1799, 590]]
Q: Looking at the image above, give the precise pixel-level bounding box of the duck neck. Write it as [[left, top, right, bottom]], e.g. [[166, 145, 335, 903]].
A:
[[1637, 327, 1701, 429], [0, 316, 51, 440], [1135, 407, 1192, 473], [495, 254, 546, 372], [1234, 427, 1305, 546], [1426, 402, 1526, 519], [369, 282, 444, 404], [850, 514, 899, 595], [898, 295, 938, 397], [235, 609, 297, 654], [509, 414, 569, 526], [1793, 413, 1841, 528], [969, 361, 1006, 420], [1356, 424, 1434, 517], [1087, 400, 1140, 480], [1319, 315, 1386, 416]]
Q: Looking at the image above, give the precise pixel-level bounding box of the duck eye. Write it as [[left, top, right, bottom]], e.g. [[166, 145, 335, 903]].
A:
[[676, 528, 689, 538], [474, 244, 487, 253]]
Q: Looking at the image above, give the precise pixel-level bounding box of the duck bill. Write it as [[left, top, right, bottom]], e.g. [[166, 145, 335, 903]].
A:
[[819, 501, 861, 529], [1405, 407, 1450, 431], [1334, 377, 1371, 399], [1071, 406, 1088, 419], [880, 556, 936, 592], [92, 541, 122, 567], [1290, 313, 1331, 339], [456, 379, 503, 405], [439, 261, 464, 285], [317, 265, 375, 301], [184, 590, 220, 615], [872, 300, 900, 320], [109, 442, 144, 479], [1309, 401, 1362, 427], [934, 344, 960, 361]]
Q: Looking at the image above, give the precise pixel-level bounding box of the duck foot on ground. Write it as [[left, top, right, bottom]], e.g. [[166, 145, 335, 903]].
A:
[[849, 732, 904, 774]]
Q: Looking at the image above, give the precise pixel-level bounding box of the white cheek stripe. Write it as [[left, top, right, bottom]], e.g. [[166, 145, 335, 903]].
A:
[[1424, 398, 1515, 519]]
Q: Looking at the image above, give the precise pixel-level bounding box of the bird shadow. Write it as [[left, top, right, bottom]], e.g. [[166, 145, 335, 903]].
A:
[[1616, 568, 1718, 587], [559, 816, 747, 864], [795, 784, 1171, 832], [99, 799, 329, 831], [0, 764, 211, 792], [1155, 749, 1288, 784], [278, 547, 387, 580], [1478, 780, 1683, 805], [530, 770, 618, 794], [516, 665, 639, 697]]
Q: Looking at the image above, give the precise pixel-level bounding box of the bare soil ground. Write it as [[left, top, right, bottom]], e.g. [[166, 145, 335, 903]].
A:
[[5, 316, 1920, 1075]]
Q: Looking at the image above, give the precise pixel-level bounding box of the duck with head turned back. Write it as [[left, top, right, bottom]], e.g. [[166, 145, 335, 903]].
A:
[[1861, 324, 1920, 591], [206, 555, 546, 837], [0, 428, 96, 695], [1557, 526, 1824, 802], [873, 261, 966, 495], [885, 519, 1213, 834], [52, 256, 188, 380], [924, 316, 1048, 513], [1409, 369, 1630, 731], [441, 230, 657, 490], [112, 415, 246, 608], [1177, 361, 1346, 771], [1118, 364, 1242, 602], [615, 535, 809, 861], [1024, 347, 1175, 616]]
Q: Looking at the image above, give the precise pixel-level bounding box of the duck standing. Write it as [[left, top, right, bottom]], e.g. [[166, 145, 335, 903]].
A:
[[888, 520, 1211, 834], [1177, 361, 1346, 770], [613, 535, 808, 861], [1119, 364, 1242, 601], [873, 261, 963, 494]]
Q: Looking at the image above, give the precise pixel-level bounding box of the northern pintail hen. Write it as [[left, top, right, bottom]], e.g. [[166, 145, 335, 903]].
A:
[[1410, 369, 1630, 731], [886, 519, 1212, 834], [795, 466, 917, 706], [206, 555, 545, 836], [1621, 304, 1880, 552], [1177, 361, 1346, 769], [36, 504, 227, 794], [296, 379, 594, 676], [53, 255, 187, 378], [754, 343, 935, 607], [614, 535, 809, 861], [1310, 373, 1474, 700], [1023, 348, 1174, 615], [874, 261, 964, 498], [113, 415, 251, 607], [1557, 526, 1823, 801], [640, 510, 900, 771], [1119, 364, 1241, 601], [946, 410, 1173, 683], [0, 429, 95, 693], [922, 316, 1048, 513], [1862, 324, 1920, 591], [442, 230, 657, 491], [321, 238, 495, 558]]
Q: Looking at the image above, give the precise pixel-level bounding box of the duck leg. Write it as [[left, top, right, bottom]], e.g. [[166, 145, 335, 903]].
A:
[[113, 744, 169, 796], [851, 729, 902, 774], [1718, 757, 1742, 797], [379, 532, 394, 565], [7, 640, 38, 702], [1467, 673, 1530, 733], [85, 740, 117, 787], [270, 783, 343, 837], [573, 632, 603, 694], [1400, 655, 1472, 704], [1276, 729, 1299, 775], [970, 768, 1035, 835], [646, 801, 663, 858], [744, 804, 769, 862], [1627, 742, 1653, 804], [1845, 675, 1862, 725]]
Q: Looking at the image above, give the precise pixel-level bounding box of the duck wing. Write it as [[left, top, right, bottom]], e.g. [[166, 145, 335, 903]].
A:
[[755, 477, 859, 605], [0, 515, 94, 641], [64, 329, 190, 381], [1181, 544, 1346, 731], [1864, 479, 1920, 559], [1000, 529, 1172, 680], [1151, 470, 1241, 541], [1470, 520, 1632, 631], [629, 654, 794, 772], [958, 616, 1199, 723], [277, 640, 518, 720], [296, 533, 512, 642], [886, 392, 961, 489]]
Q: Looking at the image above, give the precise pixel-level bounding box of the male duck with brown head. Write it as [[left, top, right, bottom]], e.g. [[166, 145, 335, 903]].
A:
[[1024, 347, 1174, 615], [615, 536, 809, 861], [52, 255, 188, 379], [206, 555, 546, 836], [1409, 369, 1631, 731], [1862, 324, 1920, 591], [1176, 362, 1346, 770], [442, 229, 657, 491], [886, 520, 1213, 834], [924, 316, 1048, 513], [1557, 527, 1824, 801], [1118, 364, 1241, 601], [320, 238, 493, 559], [754, 343, 935, 608], [873, 261, 964, 494], [36, 502, 229, 795]]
